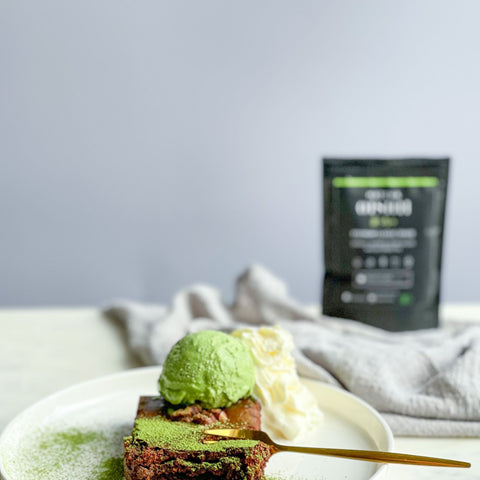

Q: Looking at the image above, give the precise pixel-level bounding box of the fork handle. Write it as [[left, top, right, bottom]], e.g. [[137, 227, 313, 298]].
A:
[[273, 444, 471, 468]]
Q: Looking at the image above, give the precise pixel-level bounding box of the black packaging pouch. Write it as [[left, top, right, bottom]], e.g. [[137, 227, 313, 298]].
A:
[[322, 158, 449, 331]]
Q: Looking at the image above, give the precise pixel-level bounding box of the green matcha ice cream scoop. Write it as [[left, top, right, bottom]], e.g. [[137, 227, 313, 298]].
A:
[[159, 330, 255, 409]]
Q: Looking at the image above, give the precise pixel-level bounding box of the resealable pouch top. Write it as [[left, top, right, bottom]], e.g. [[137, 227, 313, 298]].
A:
[[322, 158, 449, 331]]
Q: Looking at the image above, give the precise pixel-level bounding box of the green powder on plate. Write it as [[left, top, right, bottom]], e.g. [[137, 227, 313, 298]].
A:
[[97, 456, 124, 480], [3, 425, 126, 480]]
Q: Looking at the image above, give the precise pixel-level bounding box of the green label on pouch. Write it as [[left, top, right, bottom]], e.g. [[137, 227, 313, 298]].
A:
[[332, 176, 439, 188]]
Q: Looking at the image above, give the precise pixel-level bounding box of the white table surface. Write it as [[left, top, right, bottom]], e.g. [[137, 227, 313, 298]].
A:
[[0, 304, 478, 479]]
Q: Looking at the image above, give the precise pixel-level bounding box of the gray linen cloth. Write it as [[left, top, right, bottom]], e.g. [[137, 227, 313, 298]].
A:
[[105, 265, 480, 437]]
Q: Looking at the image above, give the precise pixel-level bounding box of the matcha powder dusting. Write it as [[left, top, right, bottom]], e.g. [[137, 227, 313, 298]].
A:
[[3, 425, 126, 480]]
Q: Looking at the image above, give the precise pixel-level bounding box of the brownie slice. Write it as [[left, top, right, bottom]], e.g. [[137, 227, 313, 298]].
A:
[[124, 397, 271, 480]]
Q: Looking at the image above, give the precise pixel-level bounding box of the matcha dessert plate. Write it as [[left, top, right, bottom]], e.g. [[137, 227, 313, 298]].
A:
[[0, 366, 393, 480]]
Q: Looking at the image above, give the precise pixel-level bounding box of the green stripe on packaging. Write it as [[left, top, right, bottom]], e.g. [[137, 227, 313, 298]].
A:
[[332, 176, 439, 188]]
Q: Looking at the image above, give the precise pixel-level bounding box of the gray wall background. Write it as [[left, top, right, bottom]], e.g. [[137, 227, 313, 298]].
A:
[[1, 0, 479, 306]]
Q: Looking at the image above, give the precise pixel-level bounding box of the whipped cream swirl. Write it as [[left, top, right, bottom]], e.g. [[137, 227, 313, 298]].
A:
[[232, 326, 323, 441]]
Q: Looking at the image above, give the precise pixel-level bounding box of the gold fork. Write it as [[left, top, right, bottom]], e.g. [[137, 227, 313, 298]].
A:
[[204, 429, 470, 468]]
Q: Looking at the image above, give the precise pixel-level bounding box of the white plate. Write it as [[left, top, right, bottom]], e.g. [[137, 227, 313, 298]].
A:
[[0, 366, 393, 480]]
